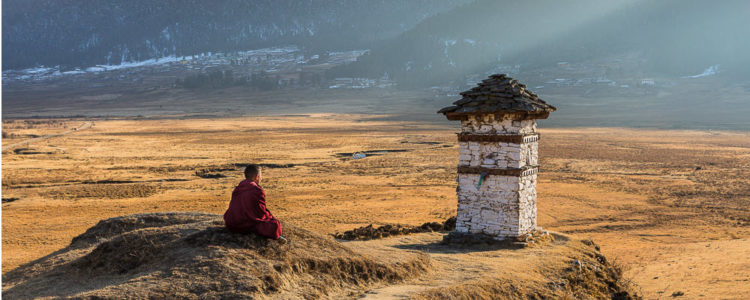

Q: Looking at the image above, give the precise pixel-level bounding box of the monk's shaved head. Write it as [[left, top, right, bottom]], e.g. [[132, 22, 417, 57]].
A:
[[244, 164, 261, 179]]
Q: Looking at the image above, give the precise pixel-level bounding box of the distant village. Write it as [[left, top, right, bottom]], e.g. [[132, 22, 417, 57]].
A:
[[1, 47, 397, 91], [4, 46, 717, 97]]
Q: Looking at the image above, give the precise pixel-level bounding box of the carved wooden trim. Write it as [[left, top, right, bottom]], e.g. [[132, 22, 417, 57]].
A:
[[457, 165, 539, 177], [523, 134, 540, 143], [457, 133, 539, 143]]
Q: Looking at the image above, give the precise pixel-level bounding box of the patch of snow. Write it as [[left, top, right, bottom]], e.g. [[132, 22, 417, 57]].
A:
[[683, 64, 719, 78], [2, 45, 356, 83], [86, 66, 106, 72], [162, 27, 171, 41], [93, 55, 187, 71], [22, 67, 55, 74], [62, 69, 86, 75]]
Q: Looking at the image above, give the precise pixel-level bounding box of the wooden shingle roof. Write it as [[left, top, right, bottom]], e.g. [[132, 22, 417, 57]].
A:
[[438, 74, 555, 120]]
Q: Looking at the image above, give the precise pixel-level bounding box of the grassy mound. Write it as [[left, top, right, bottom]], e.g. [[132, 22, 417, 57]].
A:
[[412, 238, 641, 300], [2, 212, 429, 299]]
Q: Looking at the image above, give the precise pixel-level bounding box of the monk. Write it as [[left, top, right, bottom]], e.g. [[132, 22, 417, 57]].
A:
[[224, 164, 286, 243]]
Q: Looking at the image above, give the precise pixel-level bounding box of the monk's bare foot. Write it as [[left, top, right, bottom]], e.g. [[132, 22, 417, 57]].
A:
[[278, 236, 288, 245]]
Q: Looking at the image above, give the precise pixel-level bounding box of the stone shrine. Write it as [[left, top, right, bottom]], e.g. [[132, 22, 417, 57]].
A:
[[438, 74, 555, 241]]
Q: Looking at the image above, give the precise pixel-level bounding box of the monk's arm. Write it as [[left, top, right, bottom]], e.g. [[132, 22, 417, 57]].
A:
[[253, 189, 276, 220]]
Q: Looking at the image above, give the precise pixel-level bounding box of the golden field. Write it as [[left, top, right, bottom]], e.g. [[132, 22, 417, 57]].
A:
[[2, 115, 749, 298]]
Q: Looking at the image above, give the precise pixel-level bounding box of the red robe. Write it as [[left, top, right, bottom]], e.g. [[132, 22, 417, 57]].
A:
[[223, 179, 282, 239]]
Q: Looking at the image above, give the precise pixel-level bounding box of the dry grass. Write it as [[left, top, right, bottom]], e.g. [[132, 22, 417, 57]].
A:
[[411, 239, 640, 300], [1, 119, 81, 144], [2, 212, 430, 299], [43, 183, 161, 199], [2, 115, 749, 298], [539, 129, 750, 234]]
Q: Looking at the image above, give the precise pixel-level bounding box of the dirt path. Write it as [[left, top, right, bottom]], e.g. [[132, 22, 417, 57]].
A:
[[2, 121, 91, 151], [342, 232, 573, 299]]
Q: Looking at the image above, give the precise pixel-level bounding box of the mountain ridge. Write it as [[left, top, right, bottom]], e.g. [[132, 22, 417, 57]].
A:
[[2, 0, 468, 70], [329, 0, 750, 86]]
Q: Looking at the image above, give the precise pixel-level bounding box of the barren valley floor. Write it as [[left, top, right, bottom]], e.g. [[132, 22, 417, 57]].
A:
[[2, 115, 749, 298]]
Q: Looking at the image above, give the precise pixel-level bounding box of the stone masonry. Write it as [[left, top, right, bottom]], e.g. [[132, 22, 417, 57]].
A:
[[455, 114, 539, 237], [438, 74, 555, 241]]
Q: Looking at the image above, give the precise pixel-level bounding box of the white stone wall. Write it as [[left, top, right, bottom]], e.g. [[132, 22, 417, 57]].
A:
[[456, 174, 520, 237], [460, 114, 537, 134], [455, 173, 537, 238], [458, 141, 538, 168], [518, 174, 537, 233], [454, 114, 539, 239]]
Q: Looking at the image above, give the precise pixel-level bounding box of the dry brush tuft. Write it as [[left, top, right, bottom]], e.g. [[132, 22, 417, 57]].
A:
[[333, 217, 456, 241]]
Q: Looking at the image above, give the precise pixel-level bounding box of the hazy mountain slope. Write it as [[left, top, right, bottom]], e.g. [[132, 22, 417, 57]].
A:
[[2, 0, 467, 70], [330, 0, 750, 86]]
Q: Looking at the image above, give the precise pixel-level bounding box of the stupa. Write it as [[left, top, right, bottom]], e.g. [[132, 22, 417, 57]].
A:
[[438, 74, 556, 241]]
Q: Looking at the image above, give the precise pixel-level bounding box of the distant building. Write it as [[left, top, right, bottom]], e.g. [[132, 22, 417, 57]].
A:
[[595, 78, 616, 86], [334, 78, 353, 85]]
